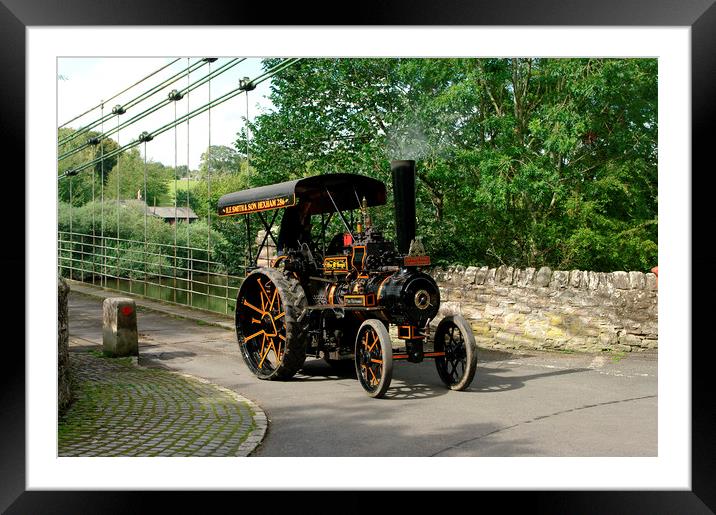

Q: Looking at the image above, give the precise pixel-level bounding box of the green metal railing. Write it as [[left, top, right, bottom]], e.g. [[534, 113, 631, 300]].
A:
[[58, 230, 244, 315]]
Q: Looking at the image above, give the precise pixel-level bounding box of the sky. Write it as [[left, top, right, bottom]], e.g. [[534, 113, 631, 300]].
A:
[[57, 57, 276, 170]]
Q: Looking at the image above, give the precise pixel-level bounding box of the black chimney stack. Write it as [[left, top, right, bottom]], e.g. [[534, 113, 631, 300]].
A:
[[391, 160, 417, 255]]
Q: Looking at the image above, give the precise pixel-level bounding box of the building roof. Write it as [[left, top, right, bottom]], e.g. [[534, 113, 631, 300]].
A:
[[147, 206, 199, 219]]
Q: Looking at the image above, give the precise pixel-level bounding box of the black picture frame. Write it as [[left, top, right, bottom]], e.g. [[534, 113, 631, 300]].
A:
[[5, 0, 711, 512]]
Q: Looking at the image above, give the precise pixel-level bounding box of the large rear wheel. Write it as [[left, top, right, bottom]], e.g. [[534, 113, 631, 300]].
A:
[[235, 268, 307, 380], [434, 314, 478, 391], [354, 319, 393, 398]]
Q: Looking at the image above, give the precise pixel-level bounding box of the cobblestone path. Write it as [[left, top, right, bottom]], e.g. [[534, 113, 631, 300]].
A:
[[59, 351, 266, 457]]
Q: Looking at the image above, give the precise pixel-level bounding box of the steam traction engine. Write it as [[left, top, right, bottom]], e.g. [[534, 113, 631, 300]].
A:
[[217, 160, 478, 398]]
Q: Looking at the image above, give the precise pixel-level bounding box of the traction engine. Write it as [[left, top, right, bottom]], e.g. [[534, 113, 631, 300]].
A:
[[218, 160, 478, 398]]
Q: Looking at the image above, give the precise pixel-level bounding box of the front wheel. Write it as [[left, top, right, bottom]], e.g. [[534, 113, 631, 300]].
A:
[[434, 314, 478, 391], [354, 319, 393, 398]]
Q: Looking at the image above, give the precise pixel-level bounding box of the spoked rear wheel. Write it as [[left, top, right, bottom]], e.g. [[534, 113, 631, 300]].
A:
[[236, 268, 307, 380], [434, 314, 478, 391], [354, 319, 393, 398]]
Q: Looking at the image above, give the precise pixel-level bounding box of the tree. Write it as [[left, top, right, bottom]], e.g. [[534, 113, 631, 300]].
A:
[[237, 58, 657, 271], [183, 144, 257, 219], [175, 165, 191, 178], [198, 145, 244, 175], [104, 148, 172, 206], [175, 170, 253, 219], [57, 128, 120, 206]]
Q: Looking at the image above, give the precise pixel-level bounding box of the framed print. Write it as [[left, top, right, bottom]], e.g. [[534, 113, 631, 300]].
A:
[[6, 0, 713, 512]]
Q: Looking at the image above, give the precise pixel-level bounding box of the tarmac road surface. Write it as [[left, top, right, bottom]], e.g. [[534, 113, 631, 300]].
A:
[[68, 290, 657, 457]]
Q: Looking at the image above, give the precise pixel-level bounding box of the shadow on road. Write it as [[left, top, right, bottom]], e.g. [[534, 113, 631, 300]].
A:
[[383, 381, 448, 400], [294, 359, 450, 400], [471, 366, 592, 393], [293, 357, 592, 399], [478, 348, 536, 361], [251, 395, 536, 456], [299, 359, 356, 379]]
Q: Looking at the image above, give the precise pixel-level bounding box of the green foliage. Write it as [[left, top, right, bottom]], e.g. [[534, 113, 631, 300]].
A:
[[175, 165, 191, 178], [237, 58, 658, 271], [104, 148, 172, 207], [174, 170, 253, 219], [172, 158, 258, 275], [58, 201, 227, 279], [58, 58, 658, 274], [210, 217, 252, 276], [199, 145, 245, 175], [58, 128, 120, 206], [58, 128, 190, 208]]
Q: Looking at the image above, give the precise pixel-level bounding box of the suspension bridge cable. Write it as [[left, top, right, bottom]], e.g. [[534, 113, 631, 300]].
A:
[[59, 58, 301, 179], [140, 58, 299, 141], [59, 57, 182, 128], [58, 57, 211, 146], [59, 58, 243, 160], [59, 57, 206, 146], [59, 58, 193, 145], [59, 58, 242, 160], [63, 61, 217, 153]]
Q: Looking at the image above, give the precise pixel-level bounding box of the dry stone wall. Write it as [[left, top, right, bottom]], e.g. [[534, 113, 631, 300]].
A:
[[431, 265, 657, 353]]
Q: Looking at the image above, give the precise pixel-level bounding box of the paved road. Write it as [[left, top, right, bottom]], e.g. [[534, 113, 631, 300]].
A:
[[69, 291, 657, 457]]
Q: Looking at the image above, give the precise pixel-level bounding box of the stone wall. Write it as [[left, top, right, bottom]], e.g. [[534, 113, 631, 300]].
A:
[[255, 230, 277, 268], [431, 265, 657, 353], [58, 277, 72, 414]]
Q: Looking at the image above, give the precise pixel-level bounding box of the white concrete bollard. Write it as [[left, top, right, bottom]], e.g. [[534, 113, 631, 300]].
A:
[[102, 297, 138, 357]]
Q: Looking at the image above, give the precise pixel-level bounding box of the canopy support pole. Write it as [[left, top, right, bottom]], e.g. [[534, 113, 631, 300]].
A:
[[324, 188, 354, 240]]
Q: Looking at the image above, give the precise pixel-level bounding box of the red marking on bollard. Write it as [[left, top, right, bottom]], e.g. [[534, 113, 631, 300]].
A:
[[121, 305, 134, 316]]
